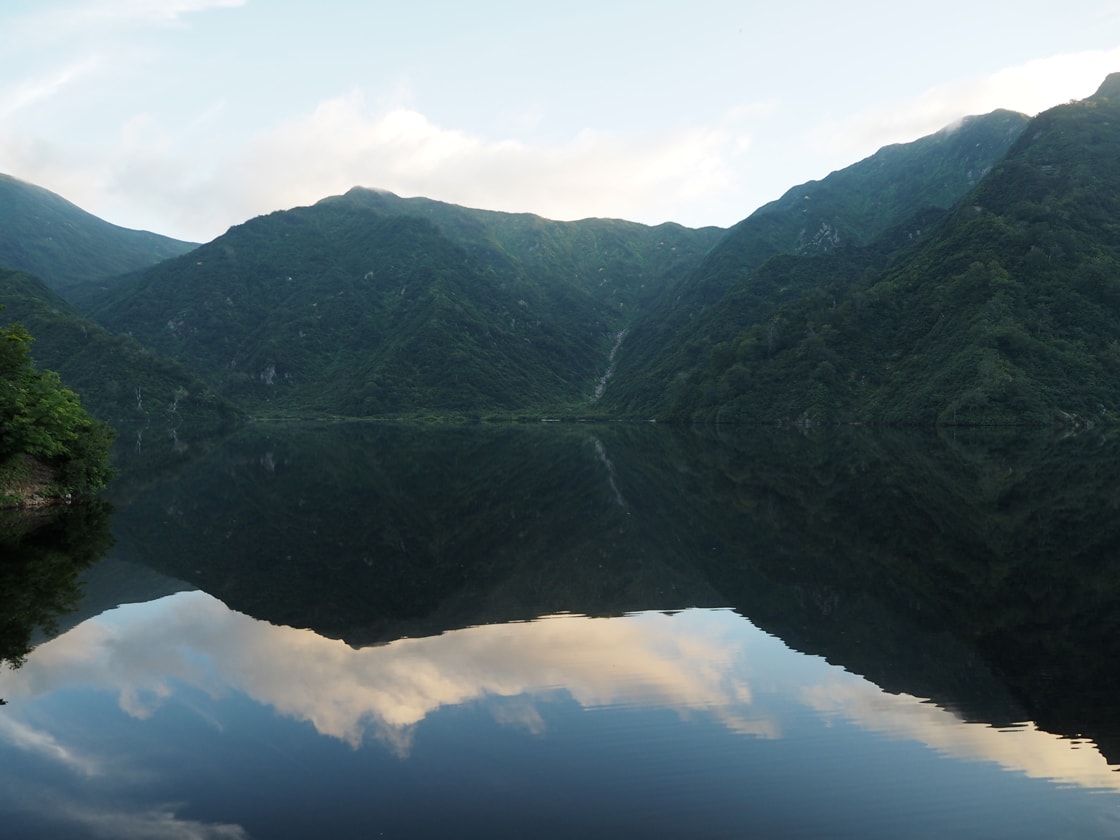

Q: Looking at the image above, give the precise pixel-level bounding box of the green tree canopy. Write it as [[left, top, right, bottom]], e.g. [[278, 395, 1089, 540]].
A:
[[0, 316, 113, 503]]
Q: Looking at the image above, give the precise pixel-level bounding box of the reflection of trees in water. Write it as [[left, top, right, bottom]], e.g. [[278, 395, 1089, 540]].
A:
[[108, 423, 721, 645], [109, 421, 1120, 763], [0, 501, 113, 673], [639, 425, 1120, 765]]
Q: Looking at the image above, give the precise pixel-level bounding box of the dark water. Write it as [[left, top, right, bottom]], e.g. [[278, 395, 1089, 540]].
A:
[[2, 423, 1120, 838]]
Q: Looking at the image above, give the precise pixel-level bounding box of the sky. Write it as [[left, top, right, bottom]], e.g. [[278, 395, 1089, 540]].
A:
[[2, 1, 1120, 244]]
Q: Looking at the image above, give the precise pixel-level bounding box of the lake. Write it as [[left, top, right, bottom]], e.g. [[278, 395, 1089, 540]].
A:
[[2, 422, 1119, 838]]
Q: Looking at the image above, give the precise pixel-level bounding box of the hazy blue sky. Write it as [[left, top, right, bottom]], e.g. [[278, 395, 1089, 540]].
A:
[[2, 1, 1119, 242]]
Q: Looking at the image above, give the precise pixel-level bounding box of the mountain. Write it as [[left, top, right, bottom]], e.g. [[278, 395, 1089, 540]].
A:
[[0, 174, 197, 292], [15, 78, 1120, 426], [321, 187, 725, 314], [0, 267, 239, 431], [731, 109, 1029, 258], [75, 195, 722, 416], [604, 78, 1120, 425], [604, 108, 1031, 415]]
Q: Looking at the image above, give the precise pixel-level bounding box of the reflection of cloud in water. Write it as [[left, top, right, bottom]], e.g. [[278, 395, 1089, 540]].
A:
[[1, 594, 765, 754], [3, 770, 246, 840], [54, 802, 247, 840], [1, 591, 1117, 795], [30, 799, 250, 840], [0, 715, 100, 777], [801, 677, 1120, 794]]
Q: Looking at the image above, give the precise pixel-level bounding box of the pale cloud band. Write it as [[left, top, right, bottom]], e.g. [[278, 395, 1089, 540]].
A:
[[1, 591, 1117, 795], [219, 90, 749, 236], [0, 10, 1116, 244], [139, 47, 1120, 241], [71, 0, 247, 25], [0, 59, 102, 121], [808, 47, 1120, 161]]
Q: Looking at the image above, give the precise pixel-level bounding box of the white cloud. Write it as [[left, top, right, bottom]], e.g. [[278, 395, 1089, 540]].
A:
[[56, 802, 247, 840], [0, 716, 100, 776], [801, 676, 1120, 794], [0, 58, 102, 119], [0, 87, 768, 241], [73, 0, 247, 26], [0, 0, 245, 56], [807, 48, 1120, 162], [0, 595, 763, 754], [3, 91, 765, 241], [207, 91, 752, 236], [3, 24, 1118, 242]]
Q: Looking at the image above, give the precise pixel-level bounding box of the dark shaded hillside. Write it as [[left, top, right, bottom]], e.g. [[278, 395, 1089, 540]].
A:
[[606, 109, 1030, 413], [606, 208, 950, 420], [78, 197, 719, 416], [745, 110, 1029, 256], [0, 267, 238, 430], [0, 174, 196, 291], [680, 109, 1029, 309], [324, 188, 725, 314], [607, 77, 1120, 425]]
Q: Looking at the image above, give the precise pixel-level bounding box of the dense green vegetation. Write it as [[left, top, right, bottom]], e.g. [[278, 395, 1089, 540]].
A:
[[0, 173, 196, 292], [605, 109, 1031, 416], [0, 267, 240, 429], [604, 77, 1120, 425], [744, 110, 1028, 254], [326, 187, 725, 314], [10, 78, 1120, 427], [75, 198, 720, 416], [0, 314, 114, 504]]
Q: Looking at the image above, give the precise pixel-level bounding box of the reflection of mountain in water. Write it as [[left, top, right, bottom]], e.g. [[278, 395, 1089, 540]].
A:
[[106, 423, 727, 643], [104, 422, 1120, 764], [638, 425, 1120, 766]]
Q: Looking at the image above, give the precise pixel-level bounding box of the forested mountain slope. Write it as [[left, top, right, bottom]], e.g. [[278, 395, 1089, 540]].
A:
[[604, 75, 1120, 426], [0, 174, 197, 292], [77, 196, 721, 416], [606, 109, 1030, 410], [737, 110, 1028, 258], [321, 188, 725, 314], [0, 267, 237, 429], [14, 78, 1120, 426]]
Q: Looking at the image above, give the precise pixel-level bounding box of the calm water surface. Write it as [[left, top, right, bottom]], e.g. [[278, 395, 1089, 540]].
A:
[[1, 424, 1118, 838]]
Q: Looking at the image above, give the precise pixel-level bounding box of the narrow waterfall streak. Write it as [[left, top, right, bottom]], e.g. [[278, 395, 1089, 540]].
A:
[[592, 329, 627, 401]]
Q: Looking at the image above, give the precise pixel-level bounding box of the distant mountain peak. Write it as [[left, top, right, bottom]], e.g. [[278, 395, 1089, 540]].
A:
[[1089, 72, 1120, 102], [0, 174, 197, 290], [343, 185, 398, 198]]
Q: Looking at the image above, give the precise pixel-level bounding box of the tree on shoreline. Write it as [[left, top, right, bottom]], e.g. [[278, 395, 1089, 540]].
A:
[[0, 317, 113, 505]]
